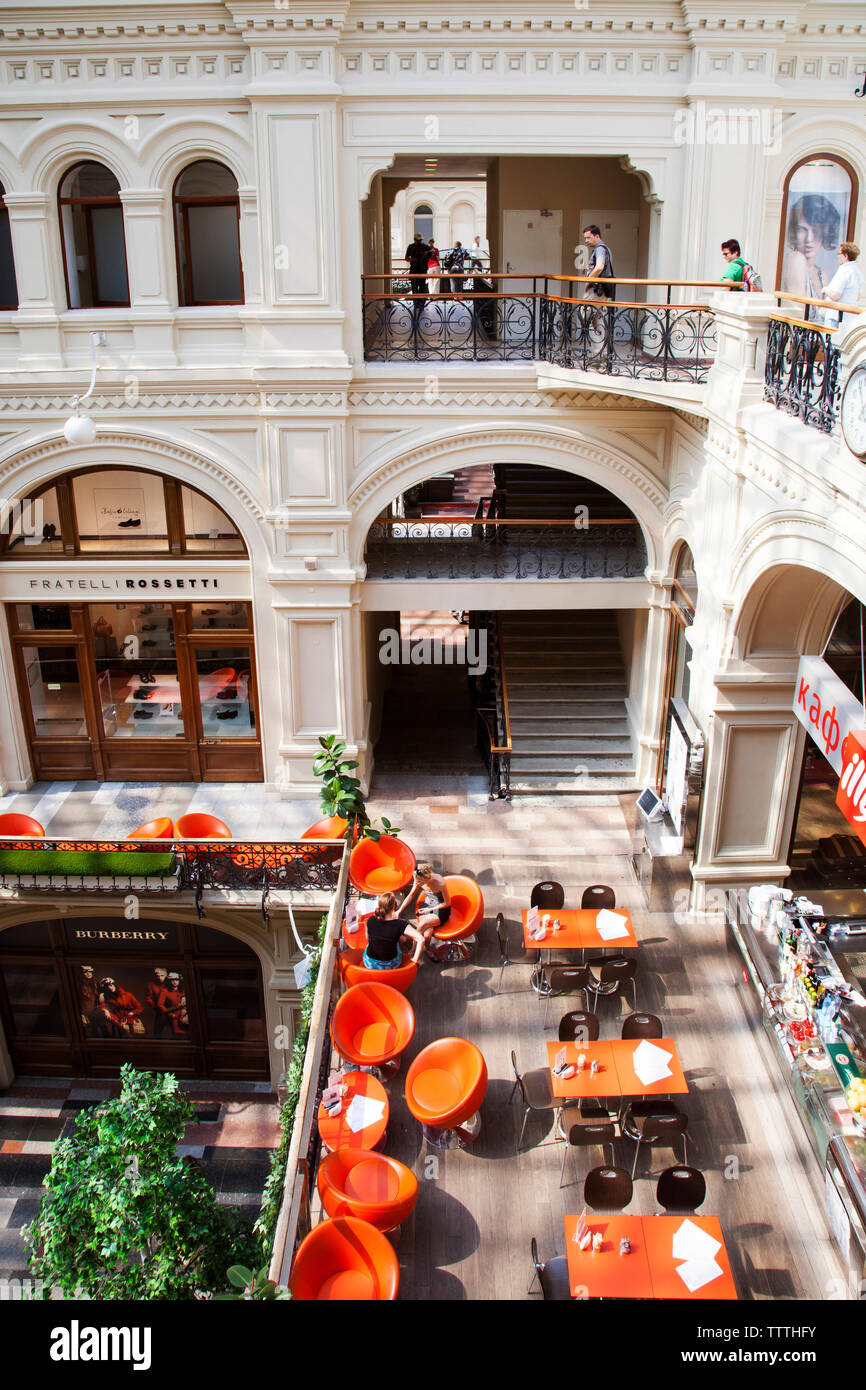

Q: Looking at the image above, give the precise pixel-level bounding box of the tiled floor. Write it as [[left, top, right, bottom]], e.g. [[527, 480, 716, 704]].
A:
[[0, 1078, 278, 1283]]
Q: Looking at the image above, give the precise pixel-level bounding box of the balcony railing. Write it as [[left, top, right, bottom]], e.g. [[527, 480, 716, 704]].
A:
[[364, 516, 647, 580], [763, 292, 861, 435], [0, 837, 344, 902], [362, 273, 719, 381]]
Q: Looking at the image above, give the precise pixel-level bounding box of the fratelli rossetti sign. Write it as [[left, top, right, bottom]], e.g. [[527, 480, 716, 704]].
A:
[[28, 575, 226, 592]]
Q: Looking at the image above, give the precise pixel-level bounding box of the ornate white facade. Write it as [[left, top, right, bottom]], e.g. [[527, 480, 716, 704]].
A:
[[0, 0, 864, 904]]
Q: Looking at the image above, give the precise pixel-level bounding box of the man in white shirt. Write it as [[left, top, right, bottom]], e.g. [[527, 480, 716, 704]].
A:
[[822, 242, 864, 326]]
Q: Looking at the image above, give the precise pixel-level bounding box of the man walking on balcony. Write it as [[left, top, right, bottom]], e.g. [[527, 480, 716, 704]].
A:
[[405, 233, 429, 318], [719, 239, 747, 287], [583, 225, 616, 300]]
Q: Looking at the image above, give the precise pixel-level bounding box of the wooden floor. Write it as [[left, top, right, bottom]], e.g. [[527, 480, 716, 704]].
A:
[[335, 795, 847, 1301]]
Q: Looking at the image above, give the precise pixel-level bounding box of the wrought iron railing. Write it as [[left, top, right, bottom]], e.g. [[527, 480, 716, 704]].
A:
[[0, 837, 344, 899], [361, 273, 719, 379], [762, 292, 860, 434], [364, 517, 647, 580], [473, 612, 512, 800]]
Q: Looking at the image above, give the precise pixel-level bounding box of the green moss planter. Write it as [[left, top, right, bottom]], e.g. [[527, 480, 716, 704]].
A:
[[0, 849, 176, 878]]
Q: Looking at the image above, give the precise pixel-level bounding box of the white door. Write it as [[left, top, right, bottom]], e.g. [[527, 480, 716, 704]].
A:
[[577, 209, 640, 287], [502, 209, 563, 293]]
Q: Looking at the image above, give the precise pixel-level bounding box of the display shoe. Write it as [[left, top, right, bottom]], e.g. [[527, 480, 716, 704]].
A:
[[42, 523, 57, 542], [118, 517, 141, 528], [216, 686, 237, 700], [132, 688, 152, 700], [134, 707, 155, 720], [216, 708, 238, 720], [201, 608, 218, 616], [140, 672, 156, 684]]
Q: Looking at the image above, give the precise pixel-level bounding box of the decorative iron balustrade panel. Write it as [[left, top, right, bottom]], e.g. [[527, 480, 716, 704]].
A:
[[763, 317, 841, 433], [540, 300, 716, 384], [364, 522, 647, 580], [363, 294, 538, 361], [0, 838, 342, 895]]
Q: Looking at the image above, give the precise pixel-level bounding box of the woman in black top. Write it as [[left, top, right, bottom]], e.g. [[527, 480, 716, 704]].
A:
[[363, 893, 425, 970]]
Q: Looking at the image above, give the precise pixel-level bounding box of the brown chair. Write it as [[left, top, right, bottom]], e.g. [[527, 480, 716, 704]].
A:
[[558, 1010, 600, 1043], [586, 956, 636, 1011], [656, 1165, 706, 1213], [531, 880, 565, 910], [581, 884, 616, 910], [495, 912, 537, 992], [509, 1049, 558, 1149], [584, 1165, 633, 1211], [541, 964, 590, 1027], [621, 1012, 663, 1040], [559, 1112, 617, 1188], [529, 1237, 572, 1300], [621, 1102, 689, 1179]]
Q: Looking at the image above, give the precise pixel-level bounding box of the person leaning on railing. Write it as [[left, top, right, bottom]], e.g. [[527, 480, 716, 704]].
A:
[[821, 242, 865, 326], [719, 238, 747, 288]]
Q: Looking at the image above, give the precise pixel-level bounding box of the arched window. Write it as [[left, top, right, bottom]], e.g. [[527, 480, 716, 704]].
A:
[[0, 184, 18, 309], [777, 155, 857, 297], [413, 204, 434, 242], [58, 162, 130, 309], [173, 161, 243, 306]]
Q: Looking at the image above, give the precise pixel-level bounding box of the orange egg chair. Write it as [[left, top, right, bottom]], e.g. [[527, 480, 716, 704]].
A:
[[174, 813, 232, 840], [405, 1037, 488, 1147], [127, 817, 174, 840], [428, 874, 484, 962], [348, 835, 416, 894], [302, 815, 349, 841], [317, 1150, 419, 1232], [330, 982, 415, 1076], [0, 814, 44, 838], [339, 947, 418, 994], [290, 1216, 399, 1301]]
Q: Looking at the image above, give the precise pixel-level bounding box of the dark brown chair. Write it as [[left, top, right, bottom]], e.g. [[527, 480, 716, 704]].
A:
[[584, 1165, 633, 1211], [621, 1102, 689, 1179], [529, 1237, 572, 1300], [586, 956, 636, 1011], [541, 964, 590, 1027], [656, 1165, 706, 1213], [558, 1010, 600, 1043], [509, 1049, 558, 1149], [559, 1112, 617, 1188], [531, 880, 565, 910], [581, 884, 616, 910], [495, 912, 537, 991], [621, 1012, 663, 1040]]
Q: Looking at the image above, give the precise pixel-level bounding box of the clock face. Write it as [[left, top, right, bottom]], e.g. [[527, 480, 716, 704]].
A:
[[842, 365, 866, 460]]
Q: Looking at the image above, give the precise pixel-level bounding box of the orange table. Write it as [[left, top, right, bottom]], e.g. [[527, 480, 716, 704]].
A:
[[547, 1039, 688, 1098], [342, 911, 372, 949], [317, 1071, 389, 1154], [564, 1215, 737, 1299], [521, 907, 638, 951]]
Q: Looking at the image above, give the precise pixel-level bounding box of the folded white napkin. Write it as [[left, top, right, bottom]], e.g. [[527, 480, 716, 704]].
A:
[[672, 1218, 721, 1263], [595, 909, 630, 941], [632, 1039, 673, 1087], [345, 1093, 386, 1134], [676, 1257, 723, 1292]]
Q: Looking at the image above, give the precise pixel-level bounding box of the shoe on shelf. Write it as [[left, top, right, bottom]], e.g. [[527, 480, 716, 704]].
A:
[[134, 708, 155, 720], [132, 688, 151, 700], [118, 517, 142, 528], [216, 687, 237, 700], [216, 709, 238, 721]]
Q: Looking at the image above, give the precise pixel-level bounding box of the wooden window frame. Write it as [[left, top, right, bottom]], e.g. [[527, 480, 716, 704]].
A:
[[172, 163, 244, 307], [58, 161, 131, 310]]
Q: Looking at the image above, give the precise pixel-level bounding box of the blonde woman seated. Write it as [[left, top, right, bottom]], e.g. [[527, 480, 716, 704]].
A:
[[363, 893, 426, 970], [399, 863, 452, 958]]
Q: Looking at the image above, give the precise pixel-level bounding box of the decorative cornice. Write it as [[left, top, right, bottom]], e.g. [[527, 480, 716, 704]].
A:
[[347, 388, 663, 409]]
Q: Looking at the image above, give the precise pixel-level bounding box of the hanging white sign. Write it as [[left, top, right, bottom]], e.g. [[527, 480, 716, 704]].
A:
[[792, 654, 865, 777]]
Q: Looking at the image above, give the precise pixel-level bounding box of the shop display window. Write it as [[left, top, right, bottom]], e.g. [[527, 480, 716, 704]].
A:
[[1, 485, 61, 555], [195, 646, 255, 738], [778, 156, 857, 300], [200, 968, 265, 1041], [76, 962, 191, 1041], [1, 964, 65, 1037], [92, 604, 185, 739], [21, 644, 86, 737], [180, 486, 245, 552], [73, 469, 169, 552], [189, 601, 250, 631], [14, 603, 72, 631]]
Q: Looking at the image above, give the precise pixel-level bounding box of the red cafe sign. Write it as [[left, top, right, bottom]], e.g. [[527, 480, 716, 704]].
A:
[[793, 656, 866, 844], [837, 731, 866, 847]]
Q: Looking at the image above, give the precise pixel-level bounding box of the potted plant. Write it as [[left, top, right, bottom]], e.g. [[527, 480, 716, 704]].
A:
[[311, 734, 399, 841]]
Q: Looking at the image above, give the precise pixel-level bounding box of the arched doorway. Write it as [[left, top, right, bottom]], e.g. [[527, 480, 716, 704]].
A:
[[0, 915, 269, 1079], [0, 464, 262, 782]]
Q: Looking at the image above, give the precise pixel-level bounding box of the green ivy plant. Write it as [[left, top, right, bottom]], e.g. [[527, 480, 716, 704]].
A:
[[312, 734, 399, 841], [216, 1264, 291, 1300], [25, 1065, 256, 1301]]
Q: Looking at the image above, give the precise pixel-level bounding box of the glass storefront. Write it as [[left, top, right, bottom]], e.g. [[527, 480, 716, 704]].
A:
[[0, 918, 269, 1079]]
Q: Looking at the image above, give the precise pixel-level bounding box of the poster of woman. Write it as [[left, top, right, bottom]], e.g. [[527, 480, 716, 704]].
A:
[[780, 159, 853, 301]]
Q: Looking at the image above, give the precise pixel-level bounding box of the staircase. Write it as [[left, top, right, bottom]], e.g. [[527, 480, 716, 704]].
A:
[[494, 463, 634, 522], [500, 610, 637, 793]]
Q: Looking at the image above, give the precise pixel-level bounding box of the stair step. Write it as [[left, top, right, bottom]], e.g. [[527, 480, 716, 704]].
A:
[[510, 755, 636, 772], [510, 715, 629, 731], [509, 688, 629, 703], [510, 775, 640, 793], [513, 738, 633, 755], [507, 658, 625, 671]]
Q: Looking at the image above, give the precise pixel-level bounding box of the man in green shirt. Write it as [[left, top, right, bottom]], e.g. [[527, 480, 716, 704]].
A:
[[720, 238, 746, 288]]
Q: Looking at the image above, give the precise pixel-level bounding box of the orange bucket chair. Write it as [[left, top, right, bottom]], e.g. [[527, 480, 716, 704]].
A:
[[348, 835, 416, 894], [0, 814, 44, 837], [290, 1216, 400, 1300], [330, 982, 415, 1077], [428, 874, 484, 962], [174, 813, 232, 840], [339, 947, 418, 995], [405, 1037, 488, 1147], [302, 815, 349, 840], [317, 1150, 419, 1232], [127, 817, 174, 840]]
